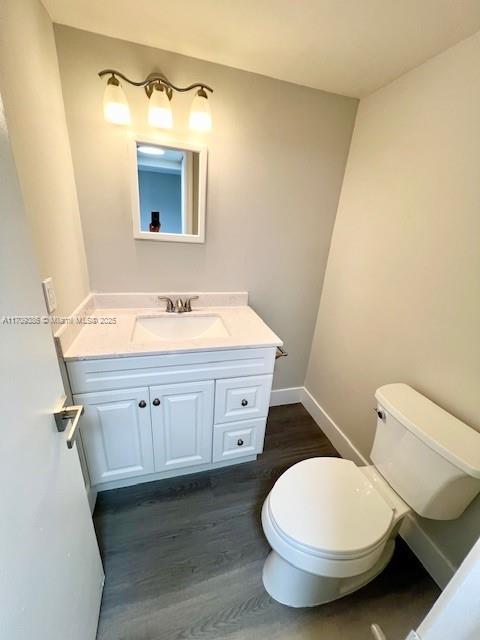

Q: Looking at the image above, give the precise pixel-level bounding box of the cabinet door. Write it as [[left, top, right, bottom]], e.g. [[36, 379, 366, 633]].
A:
[[74, 387, 154, 485], [150, 381, 214, 472]]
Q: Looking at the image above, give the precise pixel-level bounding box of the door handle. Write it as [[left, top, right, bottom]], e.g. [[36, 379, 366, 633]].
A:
[[370, 624, 387, 640], [54, 395, 84, 449], [275, 346, 288, 360]]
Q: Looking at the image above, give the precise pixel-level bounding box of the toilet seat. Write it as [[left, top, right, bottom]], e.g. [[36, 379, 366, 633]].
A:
[[268, 458, 394, 561]]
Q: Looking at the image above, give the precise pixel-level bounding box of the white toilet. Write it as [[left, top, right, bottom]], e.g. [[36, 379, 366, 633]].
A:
[[261, 383, 480, 607]]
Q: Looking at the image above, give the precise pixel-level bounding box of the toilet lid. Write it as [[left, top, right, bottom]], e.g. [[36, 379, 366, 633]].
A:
[[269, 458, 394, 558]]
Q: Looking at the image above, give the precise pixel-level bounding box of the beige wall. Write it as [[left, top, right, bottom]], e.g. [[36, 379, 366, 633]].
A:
[[306, 31, 480, 569], [53, 26, 358, 390], [0, 0, 89, 317]]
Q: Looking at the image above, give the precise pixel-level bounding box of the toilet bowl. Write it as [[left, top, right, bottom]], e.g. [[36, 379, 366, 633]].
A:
[[261, 384, 480, 607], [261, 457, 409, 607]]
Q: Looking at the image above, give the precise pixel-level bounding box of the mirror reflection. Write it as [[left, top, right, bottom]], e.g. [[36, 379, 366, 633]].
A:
[[135, 142, 202, 238]]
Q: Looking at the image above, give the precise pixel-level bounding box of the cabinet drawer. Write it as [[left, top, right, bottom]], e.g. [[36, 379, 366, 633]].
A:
[[214, 375, 272, 423], [213, 419, 266, 462]]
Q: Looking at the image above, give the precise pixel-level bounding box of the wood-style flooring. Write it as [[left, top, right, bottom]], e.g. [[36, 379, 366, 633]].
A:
[[94, 403, 440, 640]]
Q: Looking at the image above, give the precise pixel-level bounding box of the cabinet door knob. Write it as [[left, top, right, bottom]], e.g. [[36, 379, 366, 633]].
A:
[[138, 400, 147, 408], [237, 439, 244, 446], [241, 399, 248, 407], [152, 398, 161, 406]]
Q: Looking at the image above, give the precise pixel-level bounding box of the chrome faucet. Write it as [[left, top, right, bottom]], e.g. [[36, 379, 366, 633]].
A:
[[158, 296, 175, 312], [183, 296, 198, 312], [175, 298, 185, 313], [158, 296, 199, 313]]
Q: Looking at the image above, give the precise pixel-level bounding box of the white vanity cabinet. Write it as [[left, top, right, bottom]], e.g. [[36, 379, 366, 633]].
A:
[[68, 347, 275, 490]]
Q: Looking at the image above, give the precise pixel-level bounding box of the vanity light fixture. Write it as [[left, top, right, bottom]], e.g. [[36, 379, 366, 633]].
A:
[[189, 88, 212, 132], [103, 75, 131, 125], [98, 69, 213, 132], [148, 83, 173, 129]]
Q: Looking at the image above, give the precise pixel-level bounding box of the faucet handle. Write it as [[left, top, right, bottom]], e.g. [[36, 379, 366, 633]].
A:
[[158, 296, 175, 312], [184, 296, 199, 312]]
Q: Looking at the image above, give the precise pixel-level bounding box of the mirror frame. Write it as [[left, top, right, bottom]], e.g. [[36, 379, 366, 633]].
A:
[[129, 134, 208, 244]]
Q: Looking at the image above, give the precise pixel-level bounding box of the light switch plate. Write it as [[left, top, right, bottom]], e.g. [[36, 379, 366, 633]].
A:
[[42, 277, 57, 314]]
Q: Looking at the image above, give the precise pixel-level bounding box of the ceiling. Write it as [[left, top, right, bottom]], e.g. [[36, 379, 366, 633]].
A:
[[42, 0, 480, 97], [137, 146, 184, 174]]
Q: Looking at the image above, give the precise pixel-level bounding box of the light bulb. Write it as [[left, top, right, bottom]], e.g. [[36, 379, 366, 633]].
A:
[[137, 145, 165, 155], [148, 84, 173, 129], [103, 76, 130, 125], [189, 88, 212, 132]]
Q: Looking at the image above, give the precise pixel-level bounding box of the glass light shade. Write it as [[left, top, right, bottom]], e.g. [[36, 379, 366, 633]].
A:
[[189, 91, 212, 132], [103, 81, 130, 125], [148, 88, 173, 129]]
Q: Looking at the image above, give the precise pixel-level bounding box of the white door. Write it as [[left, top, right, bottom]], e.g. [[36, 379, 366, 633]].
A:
[[406, 534, 480, 640], [373, 535, 480, 640], [150, 380, 214, 471], [0, 97, 104, 639], [75, 387, 154, 485]]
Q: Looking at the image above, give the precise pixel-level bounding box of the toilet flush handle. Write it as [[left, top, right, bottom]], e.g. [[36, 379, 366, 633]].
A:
[[373, 408, 386, 420]]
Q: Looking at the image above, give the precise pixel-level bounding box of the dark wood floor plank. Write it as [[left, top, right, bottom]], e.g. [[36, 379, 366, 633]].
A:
[[94, 403, 439, 640]]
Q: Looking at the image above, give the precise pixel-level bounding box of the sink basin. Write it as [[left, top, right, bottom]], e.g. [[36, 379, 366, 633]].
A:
[[132, 314, 230, 342]]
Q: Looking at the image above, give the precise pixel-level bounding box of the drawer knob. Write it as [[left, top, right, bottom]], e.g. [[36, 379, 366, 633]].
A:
[[237, 439, 244, 446], [152, 398, 161, 406], [241, 399, 248, 407], [138, 400, 147, 408]]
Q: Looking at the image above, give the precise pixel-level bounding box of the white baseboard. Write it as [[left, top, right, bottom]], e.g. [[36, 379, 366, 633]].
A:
[[270, 387, 303, 406], [298, 386, 455, 589], [301, 387, 368, 465]]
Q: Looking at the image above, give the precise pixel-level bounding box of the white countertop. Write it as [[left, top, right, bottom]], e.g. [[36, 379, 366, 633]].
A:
[[62, 306, 283, 361]]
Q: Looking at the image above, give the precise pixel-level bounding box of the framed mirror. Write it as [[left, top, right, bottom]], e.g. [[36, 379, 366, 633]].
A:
[[130, 137, 207, 243]]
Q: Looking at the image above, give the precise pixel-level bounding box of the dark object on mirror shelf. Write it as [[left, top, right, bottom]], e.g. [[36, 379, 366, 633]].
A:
[[149, 211, 161, 232]]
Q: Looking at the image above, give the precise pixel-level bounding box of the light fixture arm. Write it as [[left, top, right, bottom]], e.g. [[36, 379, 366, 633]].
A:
[[98, 69, 213, 100]]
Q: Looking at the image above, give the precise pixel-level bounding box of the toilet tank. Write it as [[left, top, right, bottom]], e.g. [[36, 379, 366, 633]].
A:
[[370, 384, 480, 520]]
